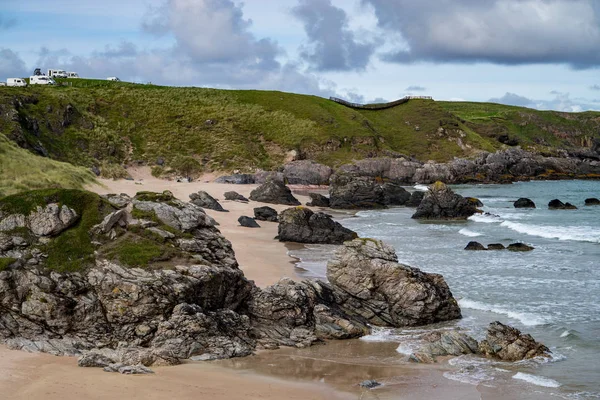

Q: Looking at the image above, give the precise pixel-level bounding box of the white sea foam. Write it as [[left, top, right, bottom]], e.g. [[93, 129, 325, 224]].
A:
[[469, 214, 503, 223], [500, 221, 600, 243], [458, 228, 483, 237], [512, 372, 561, 388], [459, 298, 548, 326], [443, 368, 494, 386], [413, 184, 429, 191]]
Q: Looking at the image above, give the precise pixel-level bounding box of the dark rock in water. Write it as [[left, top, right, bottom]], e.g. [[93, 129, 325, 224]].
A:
[[283, 160, 333, 185], [412, 182, 478, 220], [464, 241, 486, 251], [238, 216, 260, 228], [479, 321, 551, 361], [514, 198, 536, 208], [249, 180, 300, 206], [487, 243, 506, 250], [306, 193, 330, 207], [327, 239, 461, 326], [508, 243, 534, 252], [214, 174, 255, 184], [406, 191, 425, 207], [466, 197, 483, 207], [585, 197, 600, 206], [254, 206, 278, 222], [224, 191, 249, 202], [548, 199, 577, 210], [278, 207, 357, 244], [359, 380, 381, 389], [328, 174, 410, 209], [410, 330, 479, 363], [189, 191, 227, 212]]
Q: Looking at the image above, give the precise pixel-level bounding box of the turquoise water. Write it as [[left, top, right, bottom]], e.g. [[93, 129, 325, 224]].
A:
[[291, 180, 600, 398]]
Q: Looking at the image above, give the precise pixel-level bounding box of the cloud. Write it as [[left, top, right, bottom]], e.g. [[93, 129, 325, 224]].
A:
[[0, 48, 27, 79], [94, 41, 138, 59], [489, 92, 599, 112], [591, 85, 600, 91], [0, 15, 17, 30], [363, 0, 600, 68], [292, 0, 377, 71], [405, 85, 426, 92]]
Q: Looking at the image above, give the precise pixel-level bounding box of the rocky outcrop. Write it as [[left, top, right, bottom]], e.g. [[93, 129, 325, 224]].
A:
[[412, 182, 478, 220], [409, 330, 479, 363], [507, 243, 534, 252], [102, 193, 131, 209], [254, 171, 284, 184], [487, 243, 506, 250], [465, 241, 486, 251], [406, 191, 425, 207], [479, 322, 551, 361], [238, 216, 260, 228], [306, 193, 330, 207], [189, 191, 227, 212], [548, 199, 577, 209], [514, 198, 536, 208], [585, 198, 600, 206], [277, 207, 357, 244], [283, 160, 332, 185], [224, 191, 249, 202], [326, 239, 461, 326], [329, 174, 410, 209], [0, 203, 79, 237], [249, 181, 300, 206], [214, 174, 255, 184], [253, 206, 278, 222]]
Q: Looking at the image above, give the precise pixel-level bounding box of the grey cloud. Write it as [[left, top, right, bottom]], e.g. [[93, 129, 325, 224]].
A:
[[292, 0, 378, 71], [0, 48, 26, 79], [363, 0, 600, 68], [489, 92, 599, 112], [95, 41, 138, 59], [591, 85, 600, 91], [0, 15, 17, 30], [405, 85, 426, 92]]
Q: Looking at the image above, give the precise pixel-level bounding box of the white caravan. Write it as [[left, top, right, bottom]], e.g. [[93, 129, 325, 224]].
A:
[[0, 82, 6, 87], [107, 77, 120, 81], [30, 76, 56, 85], [7, 78, 27, 87], [47, 69, 68, 78], [67, 72, 79, 78]]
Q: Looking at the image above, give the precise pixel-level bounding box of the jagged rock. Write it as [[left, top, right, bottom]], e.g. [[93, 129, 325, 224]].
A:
[[306, 193, 330, 207], [326, 239, 461, 326], [254, 171, 284, 184], [238, 216, 260, 228], [189, 191, 227, 212], [78, 352, 114, 368], [548, 199, 577, 210], [103, 363, 155, 374], [92, 209, 127, 234], [214, 174, 255, 184], [223, 191, 249, 202], [277, 207, 357, 244], [585, 198, 600, 206], [466, 197, 483, 207], [283, 160, 332, 185], [514, 198, 536, 208], [133, 198, 214, 232], [336, 158, 422, 184], [359, 380, 381, 389], [487, 243, 506, 250], [253, 206, 278, 222], [147, 227, 175, 239], [464, 241, 486, 251], [0, 214, 27, 232], [406, 191, 425, 207], [329, 174, 410, 209], [410, 330, 479, 363], [102, 193, 131, 209], [479, 321, 551, 361], [507, 243, 534, 252], [249, 180, 300, 206], [27, 204, 79, 236], [412, 182, 477, 220]]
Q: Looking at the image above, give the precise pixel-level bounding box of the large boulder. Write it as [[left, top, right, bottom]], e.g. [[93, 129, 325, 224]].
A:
[[479, 321, 551, 361], [326, 239, 461, 326], [329, 174, 410, 209], [410, 330, 479, 363], [464, 241, 486, 251], [585, 198, 600, 206], [548, 199, 577, 210], [253, 206, 278, 222], [306, 193, 330, 207], [189, 191, 227, 212], [514, 198, 536, 208], [238, 216, 260, 228], [277, 207, 357, 244], [411, 182, 478, 220], [249, 180, 300, 206], [406, 191, 425, 207], [214, 174, 255, 184], [223, 191, 248, 202], [27, 204, 79, 237], [283, 160, 333, 185]]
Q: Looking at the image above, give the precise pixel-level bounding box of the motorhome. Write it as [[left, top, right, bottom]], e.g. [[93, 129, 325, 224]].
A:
[[7, 78, 27, 87], [107, 77, 120, 81], [0, 82, 6, 87], [30, 76, 56, 85], [47, 69, 67, 78], [67, 72, 79, 78]]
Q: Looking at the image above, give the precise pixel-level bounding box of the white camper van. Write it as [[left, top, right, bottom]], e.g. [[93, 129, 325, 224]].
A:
[[107, 77, 120, 81], [30, 76, 56, 85], [7, 78, 27, 87], [67, 72, 79, 78], [47, 69, 67, 78]]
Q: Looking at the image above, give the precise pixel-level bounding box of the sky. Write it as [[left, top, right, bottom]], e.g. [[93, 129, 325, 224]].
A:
[[1, 0, 600, 111]]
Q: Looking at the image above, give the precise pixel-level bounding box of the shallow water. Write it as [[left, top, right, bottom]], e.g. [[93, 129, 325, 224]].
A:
[[290, 180, 600, 399]]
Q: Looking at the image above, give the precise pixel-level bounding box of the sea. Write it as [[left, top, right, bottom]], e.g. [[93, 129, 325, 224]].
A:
[[289, 180, 600, 399]]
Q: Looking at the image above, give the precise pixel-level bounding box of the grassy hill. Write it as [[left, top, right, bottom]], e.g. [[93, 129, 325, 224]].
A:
[[1, 79, 599, 188]]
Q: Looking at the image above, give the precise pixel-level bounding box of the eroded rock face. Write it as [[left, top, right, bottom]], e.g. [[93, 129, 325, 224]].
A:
[[277, 207, 357, 244], [189, 191, 227, 212], [283, 160, 332, 185], [326, 239, 461, 327], [133, 198, 214, 232], [410, 330, 479, 363], [249, 180, 300, 206], [479, 321, 551, 361], [412, 182, 478, 220], [28, 204, 79, 237]]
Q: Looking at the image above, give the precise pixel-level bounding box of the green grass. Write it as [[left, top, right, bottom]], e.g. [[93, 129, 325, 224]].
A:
[[103, 236, 168, 268], [0, 257, 17, 271]]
